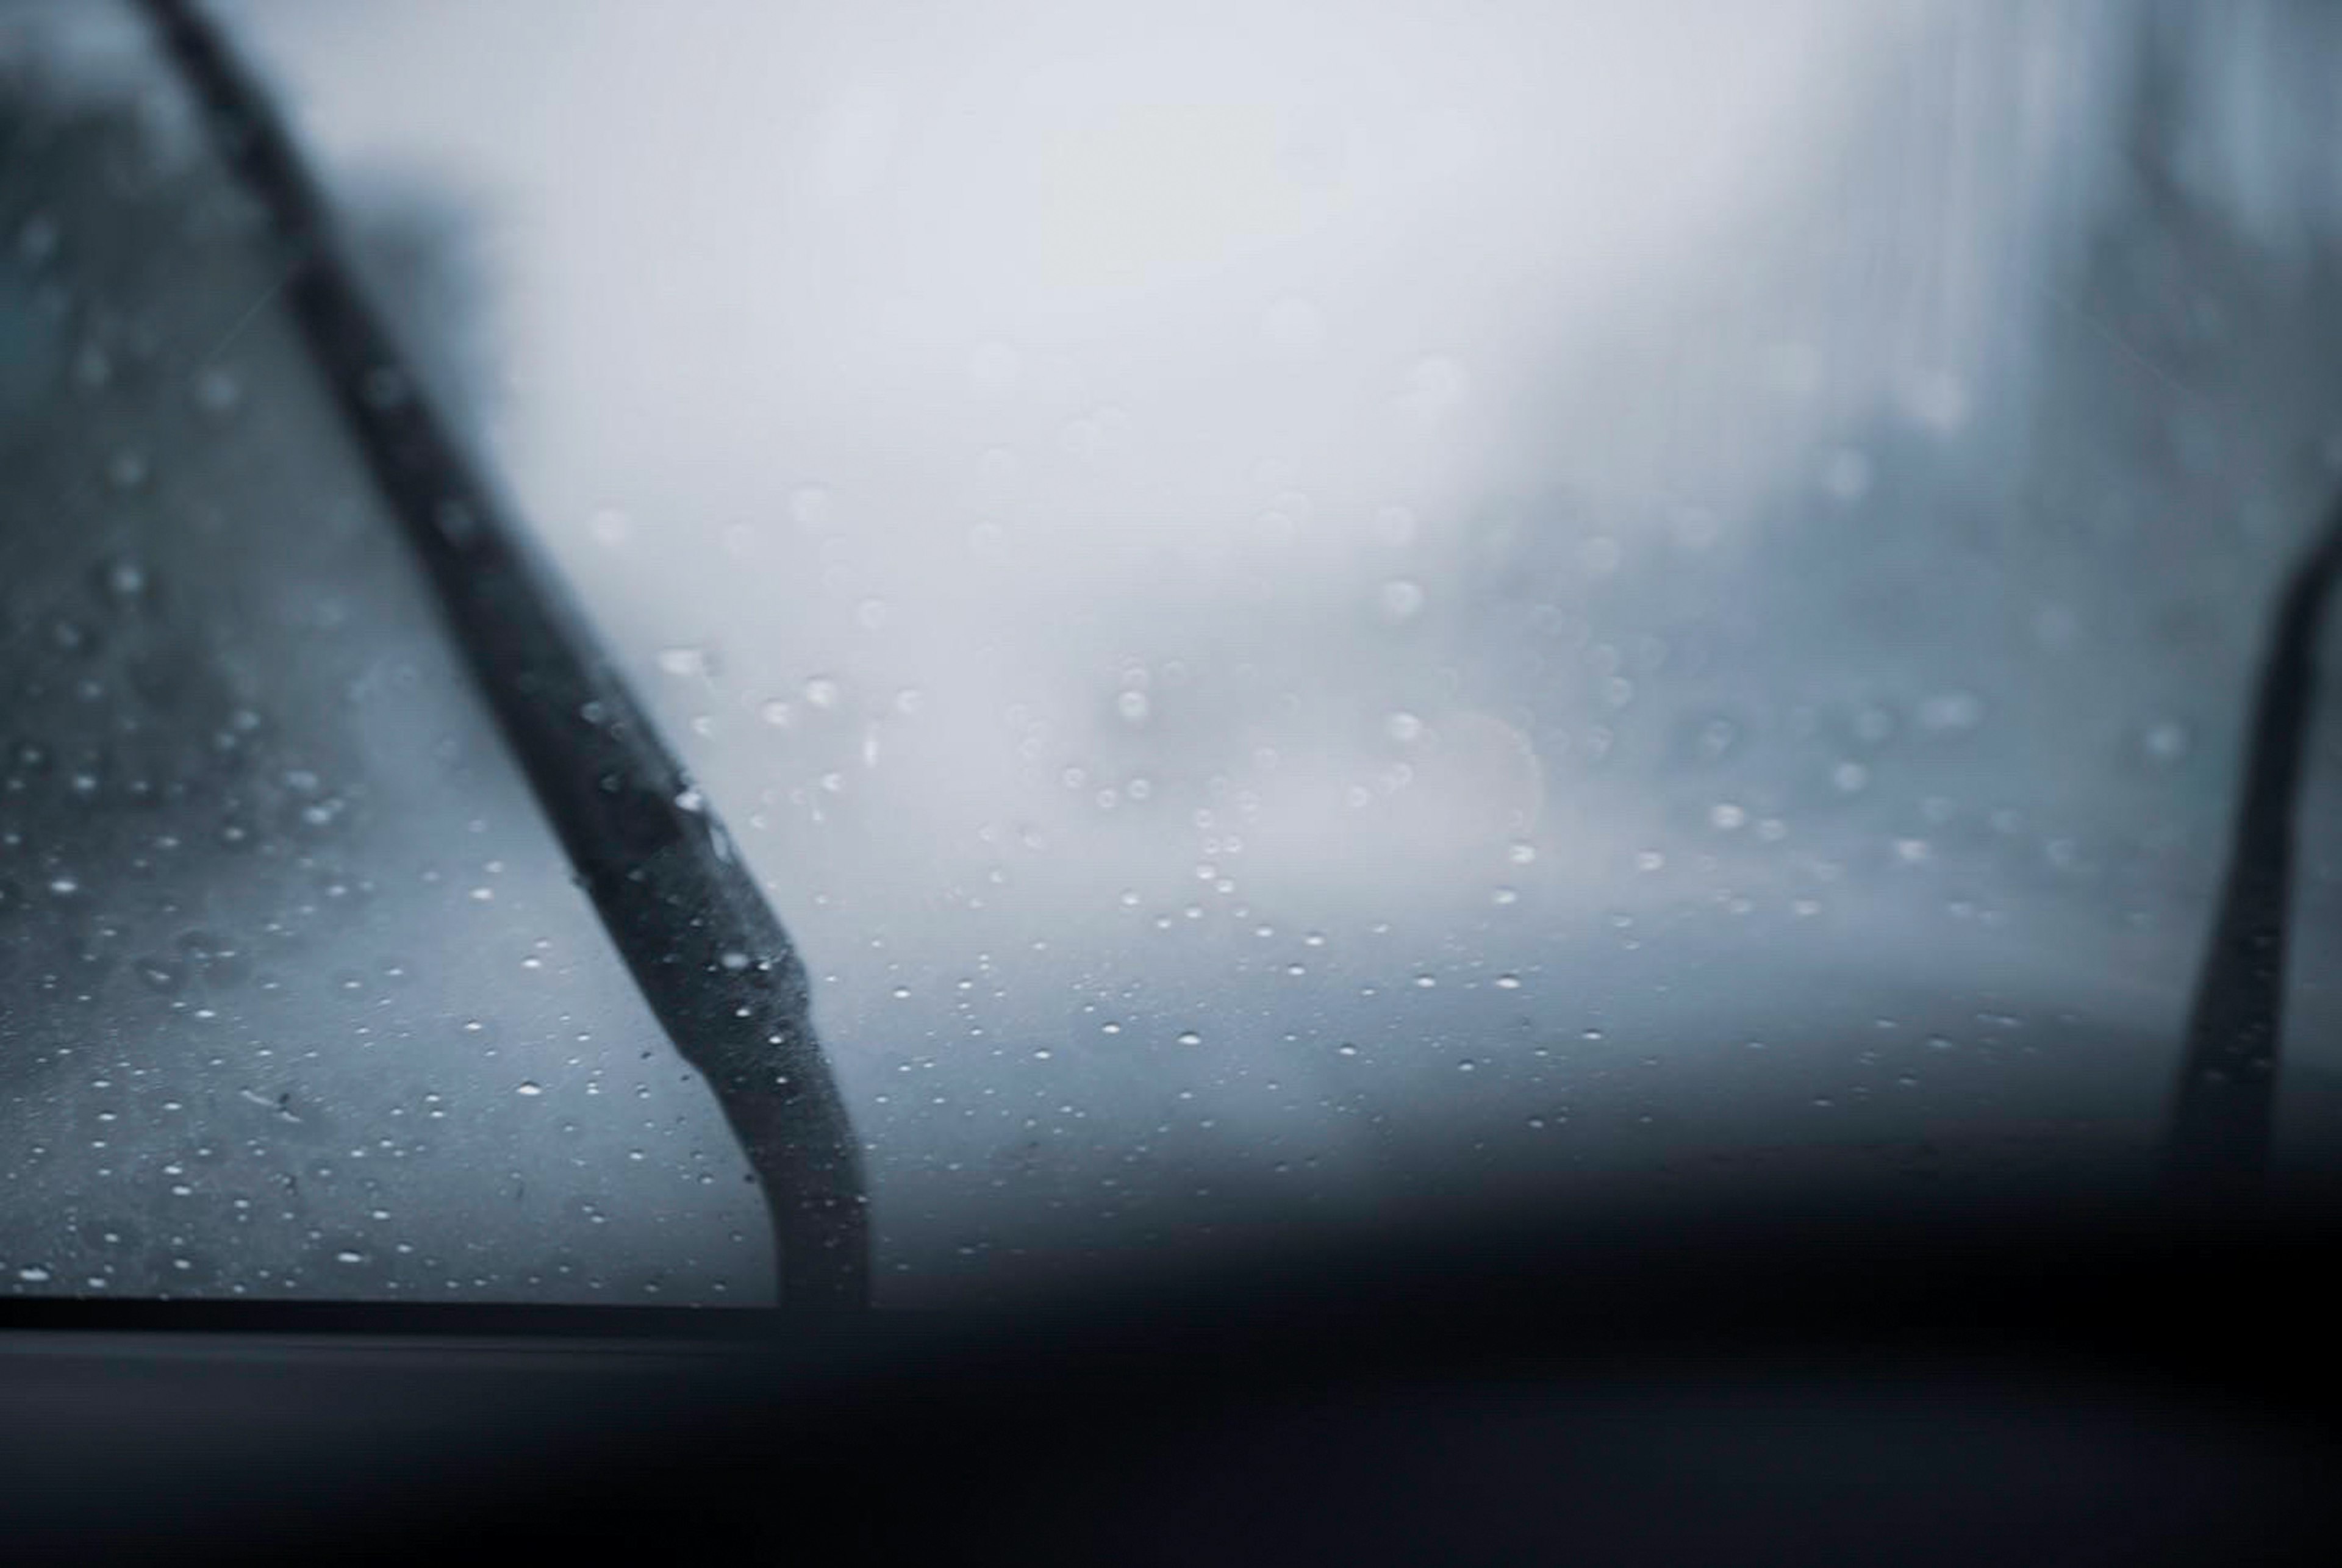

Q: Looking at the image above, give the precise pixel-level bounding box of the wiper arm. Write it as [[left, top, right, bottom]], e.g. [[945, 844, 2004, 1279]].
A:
[[136, 0, 870, 1305], [2162, 490, 2342, 1201]]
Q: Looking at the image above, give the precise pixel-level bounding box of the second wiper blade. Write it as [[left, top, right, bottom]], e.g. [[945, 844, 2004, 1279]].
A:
[[2161, 493, 2342, 1201]]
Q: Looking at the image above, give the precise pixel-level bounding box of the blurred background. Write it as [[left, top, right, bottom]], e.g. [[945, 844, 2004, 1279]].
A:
[[5, 0, 2342, 1303]]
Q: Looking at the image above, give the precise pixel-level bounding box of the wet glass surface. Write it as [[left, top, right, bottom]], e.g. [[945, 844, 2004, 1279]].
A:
[[8, 1, 2342, 1302], [2, 4, 765, 1301]]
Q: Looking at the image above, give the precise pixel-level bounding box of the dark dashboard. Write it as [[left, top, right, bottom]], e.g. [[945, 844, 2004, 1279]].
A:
[[7, 1184, 2338, 1565]]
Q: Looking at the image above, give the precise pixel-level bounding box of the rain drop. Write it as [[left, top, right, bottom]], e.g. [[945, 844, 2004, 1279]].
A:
[[1377, 579, 1426, 623]]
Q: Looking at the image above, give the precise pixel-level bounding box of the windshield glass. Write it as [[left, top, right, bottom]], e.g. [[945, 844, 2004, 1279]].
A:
[[7, 0, 2342, 1305], [1, 2, 772, 1301]]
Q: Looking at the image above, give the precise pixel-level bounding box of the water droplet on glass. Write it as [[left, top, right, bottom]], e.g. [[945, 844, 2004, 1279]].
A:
[[435, 499, 479, 545], [98, 557, 149, 603], [1919, 692, 1985, 732], [1402, 355, 1468, 417], [17, 212, 60, 262], [975, 446, 1019, 490], [193, 366, 243, 415], [361, 366, 409, 409], [789, 484, 837, 531], [515, 1081, 543, 1097], [72, 342, 112, 390], [1377, 579, 1425, 623], [2143, 720, 2191, 763], [1819, 448, 1872, 501]]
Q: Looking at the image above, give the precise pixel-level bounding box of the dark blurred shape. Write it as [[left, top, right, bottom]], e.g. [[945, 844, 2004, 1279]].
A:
[[4, 1182, 2340, 1564]]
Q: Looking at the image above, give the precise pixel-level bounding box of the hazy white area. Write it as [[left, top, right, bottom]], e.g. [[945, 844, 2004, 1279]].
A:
[[212, 1, 2119, 925]]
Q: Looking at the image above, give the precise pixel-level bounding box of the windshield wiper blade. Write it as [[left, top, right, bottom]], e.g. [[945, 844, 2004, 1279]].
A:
[[2161, 492, 2342, 1202], [137, 0, 870, 1305]]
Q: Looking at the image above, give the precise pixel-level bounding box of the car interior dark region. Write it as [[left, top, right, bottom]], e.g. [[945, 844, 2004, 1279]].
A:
[[7, 1, 2342, 1561]]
